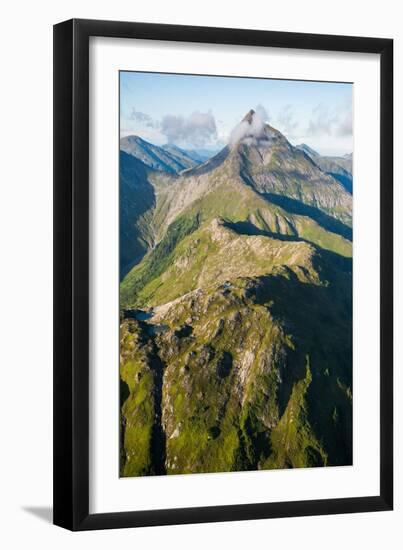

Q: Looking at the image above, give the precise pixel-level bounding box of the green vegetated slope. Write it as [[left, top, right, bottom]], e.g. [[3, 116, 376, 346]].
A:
[[119, 111, 353, 476]]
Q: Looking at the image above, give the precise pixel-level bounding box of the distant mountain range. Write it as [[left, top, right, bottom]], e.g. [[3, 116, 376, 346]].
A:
[[120, 135, 218, 175], [162, 144, 218, 164], [119, 110, 353, 477], [296, 143, 353, 193]]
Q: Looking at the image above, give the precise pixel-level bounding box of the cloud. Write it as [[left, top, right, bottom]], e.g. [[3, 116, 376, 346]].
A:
[[124, 108, 218, 147], [229, 111, 266, 145], [129, 108, 159, 128], [307, 104, 338, 136], [307, 103, 352, 137], [160, 110, 217, 147], [334, 107, 352, 136], [275, 105, 299, 137], [254, 104, 270, 122]]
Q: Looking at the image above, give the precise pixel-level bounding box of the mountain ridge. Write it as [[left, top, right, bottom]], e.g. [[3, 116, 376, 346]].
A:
[[296, 143, 353, 193], [121, 134, 199, 174]]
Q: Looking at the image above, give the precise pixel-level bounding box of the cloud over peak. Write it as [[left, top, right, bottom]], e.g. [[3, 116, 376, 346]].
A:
[[229, 109, 266, 145]]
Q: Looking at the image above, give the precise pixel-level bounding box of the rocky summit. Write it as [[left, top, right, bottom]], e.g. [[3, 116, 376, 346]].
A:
[[119, 110, 353, 477]]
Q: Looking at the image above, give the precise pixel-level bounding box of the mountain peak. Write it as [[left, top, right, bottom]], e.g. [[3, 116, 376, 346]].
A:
[[242, 109, 256, 124], [229, 109, 266, 145]]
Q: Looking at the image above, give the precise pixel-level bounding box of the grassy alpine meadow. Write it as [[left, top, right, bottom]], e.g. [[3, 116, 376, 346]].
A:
[[119, 71, 353, 477]]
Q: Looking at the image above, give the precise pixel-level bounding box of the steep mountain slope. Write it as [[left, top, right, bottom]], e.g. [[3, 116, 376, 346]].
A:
[[336, 153, 353, 175], [228, 118, 352, 223], [296, 143, 353, 193], [119, 110, 353, 477], [120, 151, 157, 276], [295, 143, 319, 159], [121, 135, 199, 173]]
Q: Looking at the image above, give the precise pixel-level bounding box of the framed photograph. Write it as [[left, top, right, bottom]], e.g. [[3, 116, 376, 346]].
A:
[[53, 19, 393, 530]]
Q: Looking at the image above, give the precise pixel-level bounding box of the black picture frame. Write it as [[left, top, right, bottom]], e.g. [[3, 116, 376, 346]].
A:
[[53, 18, 393, 531]]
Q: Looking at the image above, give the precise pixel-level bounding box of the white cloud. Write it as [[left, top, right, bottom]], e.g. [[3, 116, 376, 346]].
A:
[[229, 111, 265, 145], [254, 104, 270, 123], [275, 104, 299, 138], [307, 102, 352, 137], [160, 110, 217, 147], [122, 108, 219, 148], [334, 107, 352, 136], [307, 104, 338, 136], [129, 108, 159, 128]]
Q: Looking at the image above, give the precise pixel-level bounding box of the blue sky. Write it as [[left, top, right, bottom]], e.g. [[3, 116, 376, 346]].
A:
[[120, 71, 353, 156]]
